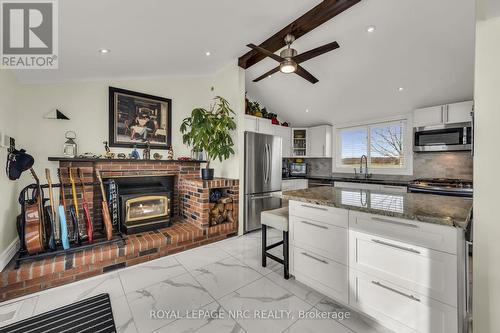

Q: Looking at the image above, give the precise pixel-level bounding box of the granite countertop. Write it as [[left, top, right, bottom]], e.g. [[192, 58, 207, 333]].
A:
[[281, 186, 473, 229], [282, 175, 411, 187]]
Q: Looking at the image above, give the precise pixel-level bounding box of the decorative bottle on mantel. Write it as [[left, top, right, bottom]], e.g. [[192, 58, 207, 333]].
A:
[[167, 146, 174, 160], [143, 141, 151, 160]]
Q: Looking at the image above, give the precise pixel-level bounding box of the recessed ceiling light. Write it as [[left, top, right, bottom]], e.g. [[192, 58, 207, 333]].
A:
[[268, 75, 272, 78], [205, 51, 211, 56], [99, 49, 110, 54], [398, 87, 404, 91], [305, 109, 310, 113], [366, 26, 376, 33]]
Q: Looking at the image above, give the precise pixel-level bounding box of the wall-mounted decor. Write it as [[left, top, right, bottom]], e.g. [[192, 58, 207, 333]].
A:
[[109, 87, 172, 149]]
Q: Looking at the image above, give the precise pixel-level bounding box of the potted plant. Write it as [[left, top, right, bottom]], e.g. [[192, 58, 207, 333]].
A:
[[180, 96, 237, 180]]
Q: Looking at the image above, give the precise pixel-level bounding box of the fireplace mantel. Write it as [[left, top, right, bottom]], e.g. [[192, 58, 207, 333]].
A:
[[48, 157, 206, 163]]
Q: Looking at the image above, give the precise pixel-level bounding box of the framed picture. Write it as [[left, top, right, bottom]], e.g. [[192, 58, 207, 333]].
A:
[[109, 87, 172, 149]]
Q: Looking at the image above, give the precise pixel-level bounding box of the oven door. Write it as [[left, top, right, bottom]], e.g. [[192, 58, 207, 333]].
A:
[[413, 123, 471, 152]]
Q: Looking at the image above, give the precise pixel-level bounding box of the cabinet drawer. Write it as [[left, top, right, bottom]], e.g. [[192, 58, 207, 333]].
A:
[[349, 211, 458, 254], [290, 216, 347, 264], [349, 270, 457, 333], [291, 246, 348, 303], [349, 231, 457, 306], [282, 180, 295, 191], [334, 181, 381, 191], [289, 200, 348, 228], [379, 184, 408, 193]]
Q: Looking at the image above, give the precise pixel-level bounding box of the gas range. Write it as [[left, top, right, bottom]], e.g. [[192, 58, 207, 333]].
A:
[[408, 178, 473, 198]]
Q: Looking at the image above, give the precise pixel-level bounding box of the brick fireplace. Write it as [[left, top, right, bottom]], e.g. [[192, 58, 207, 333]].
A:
[[0, 158, 239, 301]]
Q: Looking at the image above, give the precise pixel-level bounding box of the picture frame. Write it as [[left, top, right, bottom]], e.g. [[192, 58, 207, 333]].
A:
[[109, 87, 172, 149]]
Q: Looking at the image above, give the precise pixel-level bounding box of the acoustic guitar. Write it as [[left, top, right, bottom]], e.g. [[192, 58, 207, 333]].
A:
[[68, 168, 82, 245], [44, 169, 57, 250], [78, 168, 93, 243], [57, 169, 70, 249], [96, 170, 113, 240], [24, 168, 46, 254]]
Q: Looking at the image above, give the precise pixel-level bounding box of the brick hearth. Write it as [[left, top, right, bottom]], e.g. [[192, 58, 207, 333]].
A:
[[1, 159, 239, 302]]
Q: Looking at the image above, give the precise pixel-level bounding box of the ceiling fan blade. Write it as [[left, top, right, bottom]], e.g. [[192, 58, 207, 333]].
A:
[[295, 65, 319, 84], [247, 44, 284, 63], [252, 66, 281, 82], [293, 41, 340, 64]]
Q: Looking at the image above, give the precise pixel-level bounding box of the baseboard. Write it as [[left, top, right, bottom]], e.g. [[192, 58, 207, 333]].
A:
[[0, 238, 19, 272]]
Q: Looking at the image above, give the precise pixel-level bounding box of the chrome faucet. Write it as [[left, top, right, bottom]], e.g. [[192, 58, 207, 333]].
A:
[[359, 155, 372, 179]]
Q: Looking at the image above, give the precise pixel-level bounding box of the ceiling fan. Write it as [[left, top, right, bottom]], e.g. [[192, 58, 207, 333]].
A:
[[247, 34, 339, 84]]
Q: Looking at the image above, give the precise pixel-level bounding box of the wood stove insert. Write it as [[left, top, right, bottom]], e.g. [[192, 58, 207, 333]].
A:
[[112, 175, 174, 234]]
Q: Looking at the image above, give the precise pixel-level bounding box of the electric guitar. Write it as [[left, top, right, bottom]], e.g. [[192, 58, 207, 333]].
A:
[[24, 168, 46, 254], [57, 169, 70, 249], [44, 169, 57, 250], [78, 168, 93, 243], [68, 167, 82, 245], [96, 170, 113, 240]]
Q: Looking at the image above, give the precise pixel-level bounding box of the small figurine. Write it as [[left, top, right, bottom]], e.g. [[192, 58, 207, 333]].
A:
[[153, 153, 163, 160], [143, 140, 151, 160], [130, 145, 140, 159], [167, 146, 174, 160], [103, 141, 115, 159], [117, 153, 126, 159]]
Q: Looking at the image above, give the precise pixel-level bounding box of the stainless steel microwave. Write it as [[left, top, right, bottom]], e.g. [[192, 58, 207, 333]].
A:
[[413, 122, 472, 152]]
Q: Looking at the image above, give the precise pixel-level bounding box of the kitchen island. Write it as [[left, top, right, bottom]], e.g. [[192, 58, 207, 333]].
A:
[[281, 186, 472, 333]]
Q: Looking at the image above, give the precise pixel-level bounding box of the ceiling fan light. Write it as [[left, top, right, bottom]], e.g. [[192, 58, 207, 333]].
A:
[[280, 59, 297, 74]]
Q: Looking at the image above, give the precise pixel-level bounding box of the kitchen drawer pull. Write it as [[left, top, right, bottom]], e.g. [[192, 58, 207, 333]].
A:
[[301, 252, 328, 264], [371, 281, 421, 302], [301, 204, 328, 211], [371, 239, 421, 254], [300, 220, 328, 230], [371, 217, 418, 229]]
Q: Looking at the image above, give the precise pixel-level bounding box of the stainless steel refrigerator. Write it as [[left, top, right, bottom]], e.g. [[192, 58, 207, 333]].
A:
[[244, 132, 282, 233]]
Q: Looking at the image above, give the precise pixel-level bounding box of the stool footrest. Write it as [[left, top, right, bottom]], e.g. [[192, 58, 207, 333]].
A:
[[266, 240, 284, 251], [266, 253, 284, 265]]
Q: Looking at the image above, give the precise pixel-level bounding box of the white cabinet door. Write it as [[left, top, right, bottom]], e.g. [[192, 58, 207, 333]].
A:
[[307, 125, 332, 157], [293, 179, 308, 190], [445, 101, 473, 124], [349, 231, 458, 306], [274, 126, 292, 157], [282, 179, 295, 191], [289, 200, 348, 228], [257, 118, 274, 135], [413, 105, 444, 127], [292, 246, 348, 304], [244, 115, 259, 132], [334, 181, 381, 191], [349, 270, 457, 333]]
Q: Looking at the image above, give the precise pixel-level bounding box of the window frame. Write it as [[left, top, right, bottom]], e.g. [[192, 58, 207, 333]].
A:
[[333, 115, 413, 176]]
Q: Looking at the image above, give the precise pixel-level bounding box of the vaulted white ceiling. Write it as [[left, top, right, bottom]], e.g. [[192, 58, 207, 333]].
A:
[[13, 0, 475, 127], [13, 0, 321, 83], [246, 0, 476, 126]]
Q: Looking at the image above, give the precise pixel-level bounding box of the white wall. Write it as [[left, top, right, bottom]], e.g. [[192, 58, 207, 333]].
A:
[[473, 13, 500, 333], [210, 61, 246, 234], [0, 70, 21, 270]]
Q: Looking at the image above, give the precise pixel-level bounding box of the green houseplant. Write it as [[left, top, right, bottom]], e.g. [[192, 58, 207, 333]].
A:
[[180, 96, 237, 180]]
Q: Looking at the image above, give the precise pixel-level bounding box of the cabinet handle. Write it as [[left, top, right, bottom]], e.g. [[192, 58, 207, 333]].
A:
[[371, 217, 419, 229], [300, 220, 328, 230], [301, 252, 328, 264], [371, 239, 420, 254], [250, 195, 273, 200], [371, 281, 421, 302], [301, 204, 328, 211]]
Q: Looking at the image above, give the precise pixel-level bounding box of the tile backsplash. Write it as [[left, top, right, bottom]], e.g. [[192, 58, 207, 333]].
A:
[[289, 151, 473, 180], [413, 151, 473, 180]]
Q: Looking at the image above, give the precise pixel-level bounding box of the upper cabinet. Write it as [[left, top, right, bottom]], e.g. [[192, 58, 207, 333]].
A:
[[307, 125, 333, 158], [292, 128, 308, 157], [244, 115, 274, 135], [274, 126, 292, 157], [413, 100, 473, 127]]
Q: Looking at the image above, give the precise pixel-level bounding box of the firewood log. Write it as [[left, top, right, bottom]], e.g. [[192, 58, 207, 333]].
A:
[[219, 197, 232, 204]]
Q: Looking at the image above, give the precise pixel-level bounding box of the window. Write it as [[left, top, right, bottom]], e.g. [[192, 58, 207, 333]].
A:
[[336, 120, 410, 173]]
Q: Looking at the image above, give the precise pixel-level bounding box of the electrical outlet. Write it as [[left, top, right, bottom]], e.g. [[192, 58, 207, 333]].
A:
[[0, 132, 11, 149]]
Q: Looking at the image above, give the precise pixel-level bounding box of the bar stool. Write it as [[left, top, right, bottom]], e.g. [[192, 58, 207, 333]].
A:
[[261, 207, 289, 279]]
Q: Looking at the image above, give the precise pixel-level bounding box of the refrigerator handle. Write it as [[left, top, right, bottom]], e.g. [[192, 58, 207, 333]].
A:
[[264, 143, 270, 183]]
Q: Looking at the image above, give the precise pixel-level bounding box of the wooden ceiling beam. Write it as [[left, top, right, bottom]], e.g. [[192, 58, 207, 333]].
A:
[[238, 0, 361, 69]]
